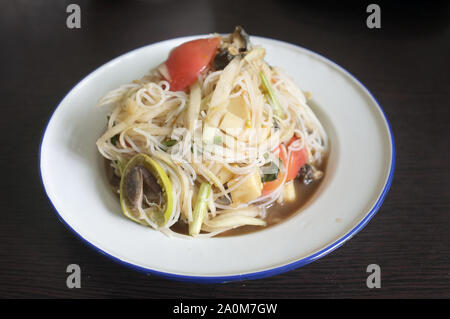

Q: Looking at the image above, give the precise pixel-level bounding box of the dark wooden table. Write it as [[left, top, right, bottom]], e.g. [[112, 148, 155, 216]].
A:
[[1, 0, 449, 298]]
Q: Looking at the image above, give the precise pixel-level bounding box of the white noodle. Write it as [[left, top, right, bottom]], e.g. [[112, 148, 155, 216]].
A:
[[96, 41, 328, 238]]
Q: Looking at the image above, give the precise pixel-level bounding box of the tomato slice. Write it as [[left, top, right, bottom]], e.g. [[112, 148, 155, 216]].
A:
[[164, 37, 220, 91], [261, 137, 308, 196], [285, 136, 308, 181]]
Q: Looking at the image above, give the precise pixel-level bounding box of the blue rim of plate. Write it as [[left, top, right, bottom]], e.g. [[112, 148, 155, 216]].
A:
[[39, 36, 395, 284]]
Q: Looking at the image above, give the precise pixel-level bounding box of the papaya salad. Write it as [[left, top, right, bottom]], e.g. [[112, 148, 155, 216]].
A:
[[96, 27, 328, 237]]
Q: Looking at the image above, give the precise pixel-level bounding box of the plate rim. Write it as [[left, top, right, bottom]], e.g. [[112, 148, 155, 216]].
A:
[[39, 35, 395, 283]]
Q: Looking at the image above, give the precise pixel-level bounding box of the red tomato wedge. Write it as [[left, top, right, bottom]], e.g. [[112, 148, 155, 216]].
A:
[[261, 137, 308, 196], [164, 37, 220, 91], [285, 136, 308, 181]]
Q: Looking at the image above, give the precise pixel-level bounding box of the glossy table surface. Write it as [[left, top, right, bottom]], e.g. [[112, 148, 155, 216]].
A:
[[0, 0, 449, 298]]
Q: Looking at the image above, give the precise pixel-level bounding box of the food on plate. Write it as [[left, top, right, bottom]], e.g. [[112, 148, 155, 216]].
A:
[[96, 26, 328, 237]]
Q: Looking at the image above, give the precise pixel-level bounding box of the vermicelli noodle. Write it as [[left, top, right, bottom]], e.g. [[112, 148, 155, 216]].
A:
[[97, 27, 328, 237]]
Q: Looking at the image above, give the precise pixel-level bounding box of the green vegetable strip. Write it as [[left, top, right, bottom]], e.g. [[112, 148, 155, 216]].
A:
[[214, 135, 223, 145], [115, 160, 125, 176], [260, 71, 284, 119], [110, 134, 119, 145], [162, 139, 177, 147], [189, 183, 212, 236], [260, 161, 280, 183]]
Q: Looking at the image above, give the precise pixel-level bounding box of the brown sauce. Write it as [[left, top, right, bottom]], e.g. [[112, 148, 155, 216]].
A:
[[105, 156, 327, 237], [171, 155, 328, 237], [221, 177, 323, 236], [169, 177, 323, 237]]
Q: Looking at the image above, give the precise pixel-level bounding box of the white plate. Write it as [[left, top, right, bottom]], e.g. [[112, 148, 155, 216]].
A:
[[40, 36, 395, 283]]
